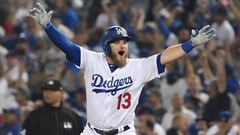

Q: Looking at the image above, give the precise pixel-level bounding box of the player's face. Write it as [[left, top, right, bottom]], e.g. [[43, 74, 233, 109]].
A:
[[109, 39, 128, 67], [43, 90, 63, 107]]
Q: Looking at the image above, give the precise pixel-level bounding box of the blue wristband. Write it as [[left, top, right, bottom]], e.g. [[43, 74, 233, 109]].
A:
[[181, 40, 195, 54]]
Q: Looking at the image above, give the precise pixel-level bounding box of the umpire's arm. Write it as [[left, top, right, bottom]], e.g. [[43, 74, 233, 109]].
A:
[[160, 25, 216, 65]]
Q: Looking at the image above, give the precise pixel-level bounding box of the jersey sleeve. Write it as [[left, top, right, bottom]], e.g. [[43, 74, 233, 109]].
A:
[[79, 47, 99, 70], [137, 54, 166, 83]]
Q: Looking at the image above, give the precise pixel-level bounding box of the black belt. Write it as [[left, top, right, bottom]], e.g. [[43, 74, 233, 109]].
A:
[[87, 122, 130, 135]]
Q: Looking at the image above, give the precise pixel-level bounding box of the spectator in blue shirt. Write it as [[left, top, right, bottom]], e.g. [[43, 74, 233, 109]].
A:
[[0, 108, 21, 135], [56, 0, 79, 31]]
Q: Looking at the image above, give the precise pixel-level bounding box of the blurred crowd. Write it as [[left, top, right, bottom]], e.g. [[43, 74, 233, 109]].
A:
[[0, 0, 240, 135]]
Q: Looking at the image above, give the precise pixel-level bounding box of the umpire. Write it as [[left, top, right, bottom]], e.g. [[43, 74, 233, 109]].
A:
[[20, 79, 84, 135]]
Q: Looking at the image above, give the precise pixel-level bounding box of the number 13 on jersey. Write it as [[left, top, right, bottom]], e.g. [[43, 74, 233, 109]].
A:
[[117, 92, 131, 110]]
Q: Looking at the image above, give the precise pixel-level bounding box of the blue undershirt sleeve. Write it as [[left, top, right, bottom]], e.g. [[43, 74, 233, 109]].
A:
[[44, 23, 80, 66], [157, 54, 165, 74]]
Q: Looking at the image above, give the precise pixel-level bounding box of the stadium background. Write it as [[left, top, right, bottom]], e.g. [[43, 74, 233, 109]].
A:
[[0, 0, 240, 134]]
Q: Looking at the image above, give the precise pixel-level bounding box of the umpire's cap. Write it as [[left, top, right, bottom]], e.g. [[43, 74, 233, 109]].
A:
[[101, 26, 131, 56], [41, 79, 63, 91]]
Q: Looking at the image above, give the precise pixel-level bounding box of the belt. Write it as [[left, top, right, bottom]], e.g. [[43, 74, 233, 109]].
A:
[[87, 122, 130, 135]]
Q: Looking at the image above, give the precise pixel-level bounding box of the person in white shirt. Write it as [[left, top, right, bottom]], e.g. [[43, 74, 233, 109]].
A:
[[184, 74, 209, 115], [136, 105, 166, 135], [212, 6, 235, 47], [206, 111, 239, 135], [5, 52, 29, 89], [162, 93, 197, 130], [166, 113, 189, 135]]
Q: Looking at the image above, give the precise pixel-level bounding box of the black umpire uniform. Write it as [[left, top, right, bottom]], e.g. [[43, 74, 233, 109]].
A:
[[21, 79, 84, 135]]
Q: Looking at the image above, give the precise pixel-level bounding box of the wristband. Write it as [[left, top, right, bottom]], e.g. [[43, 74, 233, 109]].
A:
[[43, 22, 52, 29], [181, 40, 195, 54]]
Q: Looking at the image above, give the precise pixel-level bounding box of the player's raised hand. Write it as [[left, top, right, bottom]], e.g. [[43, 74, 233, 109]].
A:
[[191, 25, 216, 46], [29, 3, 53, 27]]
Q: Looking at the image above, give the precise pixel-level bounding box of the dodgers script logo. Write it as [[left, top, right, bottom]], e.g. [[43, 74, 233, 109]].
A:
[[91, 74, 133, 95]]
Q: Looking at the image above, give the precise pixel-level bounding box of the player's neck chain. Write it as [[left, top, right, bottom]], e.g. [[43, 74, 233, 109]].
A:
[[91, 74, 133, 96]]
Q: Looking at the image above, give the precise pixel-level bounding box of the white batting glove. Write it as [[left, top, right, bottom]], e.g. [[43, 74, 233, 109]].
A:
[[29, 3, 53, 27], [191, 25, 216, 47]]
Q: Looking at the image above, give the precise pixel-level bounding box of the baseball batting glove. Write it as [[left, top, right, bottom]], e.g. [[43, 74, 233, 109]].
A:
[[29, 3, 53, 27], [190, 25, 216, 46]]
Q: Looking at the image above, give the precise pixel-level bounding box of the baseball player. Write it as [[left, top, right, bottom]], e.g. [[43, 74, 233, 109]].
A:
[[29, 3, 216, 135]]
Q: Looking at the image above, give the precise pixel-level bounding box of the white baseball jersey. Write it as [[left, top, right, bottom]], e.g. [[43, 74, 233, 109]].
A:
[[79, 47, 165, 130]]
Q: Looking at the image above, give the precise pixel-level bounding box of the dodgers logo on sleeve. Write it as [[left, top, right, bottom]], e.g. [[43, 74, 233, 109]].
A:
[[91, 74, 133, 95]]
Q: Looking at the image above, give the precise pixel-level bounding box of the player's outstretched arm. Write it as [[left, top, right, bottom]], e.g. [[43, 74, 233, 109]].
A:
[[29, 3, 80, 66], [160, 25, 216, 65]]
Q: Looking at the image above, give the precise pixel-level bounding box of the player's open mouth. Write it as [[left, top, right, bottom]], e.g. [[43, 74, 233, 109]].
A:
[[118, 51, 125, 56]]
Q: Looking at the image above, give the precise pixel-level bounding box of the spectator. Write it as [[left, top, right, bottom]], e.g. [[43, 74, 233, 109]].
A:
[[60, 62, 82, 93], [13, 88, 34, 123], [40, 45, 65, 77], [15, 32, 39, 75], [51, 13, 74, 40], [161, 92, 197, 130], [5, 51, 29, 90], [166, 113, 189, 135], [228, 0, 240, 21], [21, 79, 84, 135], [159, 63, 188, 110], [0, 44, 8, 71], [95, 0, 118, 28], [212, 6, 235, 47], [195, 0, 211, 28], [0, 61, 18, 113], [146, 90, 166, 123], [188, 117, 208, 135], [184, 74, 209, 115], [201, 49, 231, 124], [15, 0, 32, 22], [0, 108, 21, 135], [136, 105, 166, 135], [139, 120, 158, 135], [206, 111, 239, 135], [0, 62, 8, 109], [55, 0, 79, 31]]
